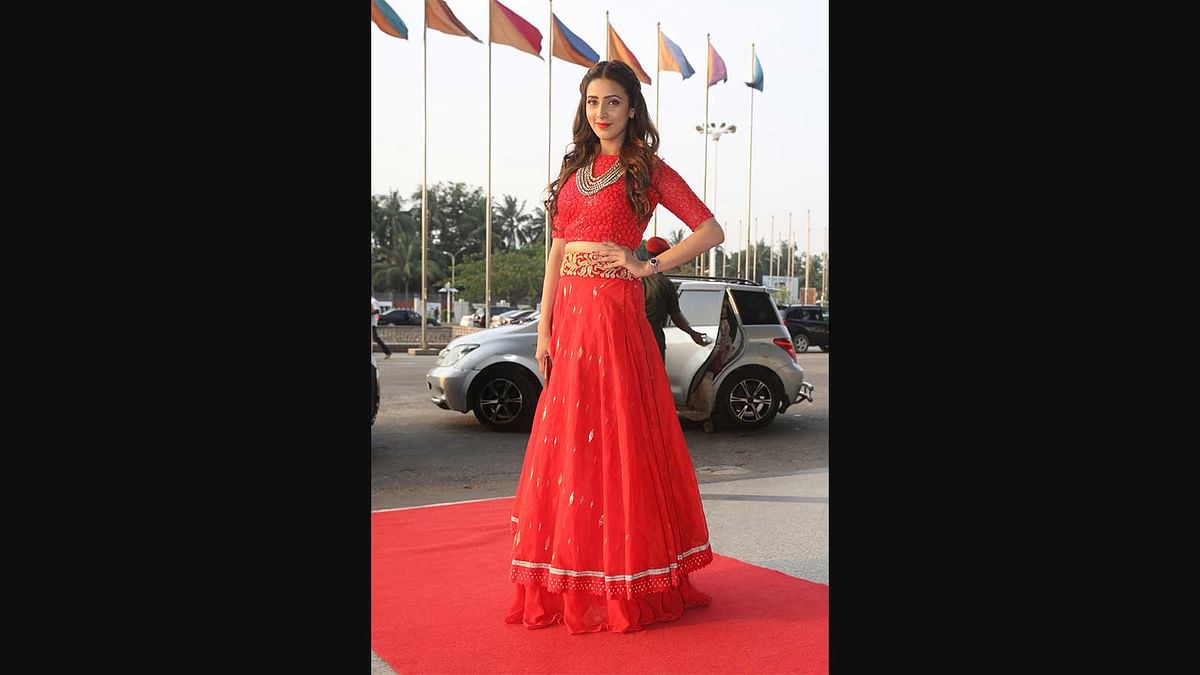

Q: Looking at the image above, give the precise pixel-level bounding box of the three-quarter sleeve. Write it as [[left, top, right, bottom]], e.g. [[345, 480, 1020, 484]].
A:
[[651, 159, 714, 231]]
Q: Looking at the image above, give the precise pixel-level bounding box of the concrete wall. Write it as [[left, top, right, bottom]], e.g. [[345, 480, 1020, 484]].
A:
[[373, 325, 483, 351]]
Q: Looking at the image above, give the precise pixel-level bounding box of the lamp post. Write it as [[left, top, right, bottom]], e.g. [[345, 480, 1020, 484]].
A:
[[439, 245, 469, 322], [695, 122, 737, 277]]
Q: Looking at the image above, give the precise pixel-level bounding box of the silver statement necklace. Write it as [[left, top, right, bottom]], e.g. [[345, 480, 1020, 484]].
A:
[[576, 155, 625, 196]]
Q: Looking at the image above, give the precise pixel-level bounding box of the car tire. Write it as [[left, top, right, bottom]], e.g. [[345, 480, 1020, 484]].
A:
[[471, 365, 541, 432], [793, 333, 810, 353], [716, 367, 783, 430], [819, 345, 829, 353]]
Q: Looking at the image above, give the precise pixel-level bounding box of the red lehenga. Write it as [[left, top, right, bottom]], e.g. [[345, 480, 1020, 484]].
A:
[[505, 154, 716, 633]]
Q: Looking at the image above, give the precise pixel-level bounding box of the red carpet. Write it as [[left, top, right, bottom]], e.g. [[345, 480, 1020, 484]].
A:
[[372, 497, 828, 674]]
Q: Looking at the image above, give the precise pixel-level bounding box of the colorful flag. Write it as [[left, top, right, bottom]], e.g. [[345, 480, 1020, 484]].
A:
[[745, 52, 764, 91], [607, 23, 652, 84], [707, 41, 728, 87], [426, 0, 481, 42], [490, 1, 543, 59], [658, 31, 694, 80], [551, 14, 599, 67], [371, 0, 408, 40]]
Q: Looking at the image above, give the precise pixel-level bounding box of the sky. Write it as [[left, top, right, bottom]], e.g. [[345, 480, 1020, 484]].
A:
[[371, 0, 828, 257]]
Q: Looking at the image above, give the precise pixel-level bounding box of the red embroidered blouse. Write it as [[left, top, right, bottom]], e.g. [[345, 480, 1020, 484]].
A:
[[551, 154, 713, 250]]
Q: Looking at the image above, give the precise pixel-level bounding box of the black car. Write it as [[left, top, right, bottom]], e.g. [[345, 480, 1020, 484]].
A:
[[782, 304, 829, 353], [379, 308, 440, 326]]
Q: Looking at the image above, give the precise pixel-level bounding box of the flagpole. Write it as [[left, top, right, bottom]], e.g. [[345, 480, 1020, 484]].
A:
[[701, 33, 710, 277], [605, 12, 609, 60], [753, 216, 758, 279], [654, 21, 660, 238], [770, 214, 775, 277], [546, 0, 553, 263], [789, 211, 795, 299], [485, 0, 493, 331], [745, 43, 755, 283], [736, 218, 742, 277], [822, 225, 828, 304], [805, 209, 812, 304], [420, 10, 429, 351]]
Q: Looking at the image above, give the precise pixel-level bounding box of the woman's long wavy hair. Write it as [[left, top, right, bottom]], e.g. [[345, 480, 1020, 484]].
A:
[[545, 61, 660, 233]]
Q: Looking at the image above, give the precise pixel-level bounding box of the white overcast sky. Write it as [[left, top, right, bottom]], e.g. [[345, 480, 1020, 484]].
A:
[[371, 0, 828, 255]]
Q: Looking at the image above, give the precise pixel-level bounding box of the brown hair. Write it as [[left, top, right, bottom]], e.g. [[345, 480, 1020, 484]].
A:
[[545, 61, 660, 234]]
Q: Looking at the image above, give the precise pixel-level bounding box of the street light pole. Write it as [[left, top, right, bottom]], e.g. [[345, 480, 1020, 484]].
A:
[[696, 121, 737, 279]]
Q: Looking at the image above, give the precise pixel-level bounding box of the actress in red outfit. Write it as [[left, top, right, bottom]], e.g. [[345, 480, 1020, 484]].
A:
[[504, 61, 726, 634]]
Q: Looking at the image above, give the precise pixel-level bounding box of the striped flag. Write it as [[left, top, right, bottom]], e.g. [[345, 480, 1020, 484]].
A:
[[707, 41, 728, 87], [551, 14, 599, 67], [607, 23, 651, 84], [745, 52, 764, 91], [490, 0, 543, 59], [658, 31, 694, 80], [371, 0, 408, 40], [425, 0, 481, 42]]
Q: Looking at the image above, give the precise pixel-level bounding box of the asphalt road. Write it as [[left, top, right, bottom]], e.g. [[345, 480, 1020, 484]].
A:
[[371, 350, 828, 510]]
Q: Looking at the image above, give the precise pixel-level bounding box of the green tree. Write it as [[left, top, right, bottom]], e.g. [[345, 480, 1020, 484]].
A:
[[408, 182, 487, 260], [371, 191, 416, 261], [493, 195, 536, 251], [372, 229, 446, 296], [452, 246, 546, 305]]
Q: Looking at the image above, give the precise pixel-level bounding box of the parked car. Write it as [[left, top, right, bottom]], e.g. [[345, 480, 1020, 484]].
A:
[[497, 309, 536, 326], [371, 355, 380, 426], [513, 310, 540, 325], [379, 308, 440, 326], [425, 276, 813, 432], [489, 308, 530, 328], [464, 306, 509, 327], [781, 304, 829, 353]]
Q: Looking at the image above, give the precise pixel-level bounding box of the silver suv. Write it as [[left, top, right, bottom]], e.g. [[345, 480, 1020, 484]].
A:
[[425, 276, 814, 432]]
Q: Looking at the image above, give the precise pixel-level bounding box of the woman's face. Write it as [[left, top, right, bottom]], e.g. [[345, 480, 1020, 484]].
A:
[[585, 78, 633, 148]]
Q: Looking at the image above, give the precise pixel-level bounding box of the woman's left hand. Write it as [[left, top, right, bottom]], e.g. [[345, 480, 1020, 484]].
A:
[[596, 242, 651, 278]]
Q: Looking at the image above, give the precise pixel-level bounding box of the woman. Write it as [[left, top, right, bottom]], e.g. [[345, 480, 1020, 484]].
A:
[[504, 61, 725, 634], [679, 302, 740, 432]]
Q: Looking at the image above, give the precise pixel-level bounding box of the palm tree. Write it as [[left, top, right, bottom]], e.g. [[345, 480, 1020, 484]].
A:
[[372, 228, 445, 297], [493, 195, 534, 251]]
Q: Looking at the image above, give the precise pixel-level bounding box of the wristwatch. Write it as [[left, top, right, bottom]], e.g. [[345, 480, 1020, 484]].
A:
[[648, 257, 660, 274]]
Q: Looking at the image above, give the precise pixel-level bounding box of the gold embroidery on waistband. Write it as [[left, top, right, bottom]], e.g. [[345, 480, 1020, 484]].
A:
[[560, 251, 636, 280]]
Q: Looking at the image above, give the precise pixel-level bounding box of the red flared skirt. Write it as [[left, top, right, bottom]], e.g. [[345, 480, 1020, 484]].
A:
[[505, 252, 713, 634]]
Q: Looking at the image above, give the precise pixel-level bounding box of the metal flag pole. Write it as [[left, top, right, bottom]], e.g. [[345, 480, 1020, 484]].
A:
[[546, 0, 553, 262], [485, 0, 493, 331], [420, 10, 430, 351], [745, 42, 755, 284], [789, 211, 795, 299], [701, 33, 711, 277], [805, 209, 812, 304], [770, 214, 775, 277], [822, 224, 829, 304], [654, 21, 660, 238]]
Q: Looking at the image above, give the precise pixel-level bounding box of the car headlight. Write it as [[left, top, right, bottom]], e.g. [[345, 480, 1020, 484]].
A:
[[438, 343, 480, 367]]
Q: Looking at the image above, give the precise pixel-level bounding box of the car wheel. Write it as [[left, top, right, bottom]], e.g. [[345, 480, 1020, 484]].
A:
[[819, 345, 829, 353], [472, 366, 540, 432], [716, 367, 783, 430], [793, 333, 810, 353]]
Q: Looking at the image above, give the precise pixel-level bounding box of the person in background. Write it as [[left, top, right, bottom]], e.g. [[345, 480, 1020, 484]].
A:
[[641, 236, 708, 363], [678, 301, 740, 432], [371, 298, 391, 359]]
